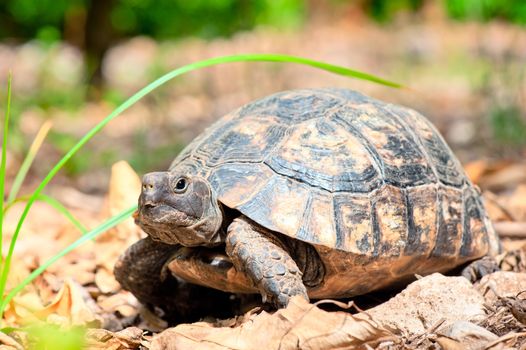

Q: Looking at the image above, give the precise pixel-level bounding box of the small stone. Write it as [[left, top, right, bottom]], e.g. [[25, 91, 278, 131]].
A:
[[359, 273, 486, 335], [437, 321, 498, 350], [476, 271, 526, 304]]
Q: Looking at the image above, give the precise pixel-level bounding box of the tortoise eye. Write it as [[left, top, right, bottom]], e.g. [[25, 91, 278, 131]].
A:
[[174, 178, 188, 193]]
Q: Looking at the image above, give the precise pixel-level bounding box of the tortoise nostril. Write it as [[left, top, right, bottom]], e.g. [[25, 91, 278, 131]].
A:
[[143, 202, 156, 210], [141, 172, 166, 192]]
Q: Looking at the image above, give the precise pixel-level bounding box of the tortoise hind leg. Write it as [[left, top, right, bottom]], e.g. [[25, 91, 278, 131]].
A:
[[225, 216, 308, 308], [461, 256, 500, 282]]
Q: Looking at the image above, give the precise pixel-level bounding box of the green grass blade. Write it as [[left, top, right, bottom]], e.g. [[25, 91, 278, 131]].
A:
[[35, 194, 88, 234], [7, 120, 52, 204], [3, 194, 88, 234], [0, 205, 136, 314], [0, 73, 12, 267], [0, 53, 403, 315], [233, 54, 404, 88]]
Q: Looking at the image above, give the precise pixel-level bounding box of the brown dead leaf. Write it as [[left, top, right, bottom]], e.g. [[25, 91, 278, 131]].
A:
[[48, 253, 96, 286], [435, 336, 465, 350], [94, 161, 144, 294], [0, 332, 24, 350], [2, 256, 32, 292], [95, 267, 121, 294], [483, 192, 514, 222], [97, 291, 139, 318], [150, 296, 396, 350], [33, 279, 100, 327], [436, 321, 498, 350], [97, 161, 142, 244], [494, 222, 526, 238], [479, 163, 526, 191], [465, 159, 489, 184], [3, 293, 47, 326], [507, 185, 526, 221], [85, 327, 146, 350]]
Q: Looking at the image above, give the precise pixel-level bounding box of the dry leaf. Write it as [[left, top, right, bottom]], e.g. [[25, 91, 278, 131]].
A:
[[94, 161, 144, 294], [33, 279, 100, 327], [0, 332, 24, 350], [483, 192, 513, 222], [435, 336, 465, 350], [437, 321, 498, 350], [95, 267, 121, 294], [97, 292, 139, 318], [4, 293, 47, 326], [48, 254, 96, 286], [85, 327, 145, 350], [507, 185, 526, 221], [479, 163, 526, 191], [465, 159, 489, 184], [97, 160, 142, 244], [150, 296, 396, 350]]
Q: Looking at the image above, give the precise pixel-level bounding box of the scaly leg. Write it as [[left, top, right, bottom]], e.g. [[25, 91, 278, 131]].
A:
[[114, 237, 237, 322], [461, 256, 499, 282], [226, 216, 308, 308]]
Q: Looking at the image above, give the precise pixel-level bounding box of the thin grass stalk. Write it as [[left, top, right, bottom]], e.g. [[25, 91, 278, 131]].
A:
[[3, 194, 88, 234], [0, 205, 135, 313], [7, 120, 52, 204], [0, 74, 12, 268], [0, 54, 402, 317]]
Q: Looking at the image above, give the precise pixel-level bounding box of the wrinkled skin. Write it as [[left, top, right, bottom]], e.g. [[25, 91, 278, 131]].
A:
[[137, 171, 223, 246], [116, 170, 313, 312], [113, 236, 242, 324]]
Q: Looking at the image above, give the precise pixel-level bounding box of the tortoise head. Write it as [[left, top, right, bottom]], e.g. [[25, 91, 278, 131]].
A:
[[135, 171, 223, 247]]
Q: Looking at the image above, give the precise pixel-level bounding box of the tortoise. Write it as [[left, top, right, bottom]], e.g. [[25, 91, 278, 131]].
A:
[[114, 88, 500, 311]]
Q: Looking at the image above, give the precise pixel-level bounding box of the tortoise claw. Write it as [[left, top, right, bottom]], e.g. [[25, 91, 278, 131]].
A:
[[461, 256, 500, 283]]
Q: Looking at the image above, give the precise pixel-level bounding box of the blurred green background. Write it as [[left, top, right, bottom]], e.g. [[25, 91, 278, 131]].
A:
[[0, 0, 525, 193]]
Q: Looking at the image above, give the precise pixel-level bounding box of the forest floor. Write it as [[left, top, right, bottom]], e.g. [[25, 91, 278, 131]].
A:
[[1, 14, 526, 350]]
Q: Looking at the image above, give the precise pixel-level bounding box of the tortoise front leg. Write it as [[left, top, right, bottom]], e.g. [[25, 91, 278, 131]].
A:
[[114, 237, 238, 322], [226, 217, 308, 307]]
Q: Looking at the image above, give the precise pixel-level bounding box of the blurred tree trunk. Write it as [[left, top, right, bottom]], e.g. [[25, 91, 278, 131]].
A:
[[85, 0, 117, 92]]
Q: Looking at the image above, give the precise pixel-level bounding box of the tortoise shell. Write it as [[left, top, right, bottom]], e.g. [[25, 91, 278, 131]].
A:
[[169, 88, 500, 298]]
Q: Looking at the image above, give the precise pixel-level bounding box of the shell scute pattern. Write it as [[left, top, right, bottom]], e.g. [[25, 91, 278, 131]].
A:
[[265, 117, 381, 193], [335, 103, 437, 187], [333, 193, 373, 254], [194, 117, 288, 167], [237, 175, 311, 237], [296, 191, 337, 248], [371, 185, 408, 257], [173, 88, 495, 268], [460, 186, 490, 257], [431, 186, 463, 257], [238, 90, 342, 124], [392, 106, 465, 187], [404, 185, 438, 255]]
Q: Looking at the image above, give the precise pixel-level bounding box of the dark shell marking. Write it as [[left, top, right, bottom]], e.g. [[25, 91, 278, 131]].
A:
[[170, 88, 498, 297]]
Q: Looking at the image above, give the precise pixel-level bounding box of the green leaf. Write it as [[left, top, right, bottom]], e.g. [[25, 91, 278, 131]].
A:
[[0, 73, 12, 269]]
